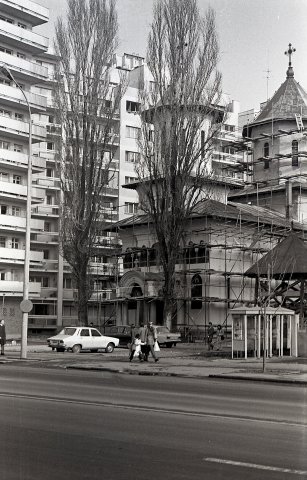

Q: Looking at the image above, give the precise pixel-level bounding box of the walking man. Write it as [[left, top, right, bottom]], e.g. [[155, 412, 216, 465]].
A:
[[0, 319, 6, 356], [146, 321, 159, 362]]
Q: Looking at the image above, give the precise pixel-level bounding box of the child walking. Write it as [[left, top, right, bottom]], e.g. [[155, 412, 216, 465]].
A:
[[129, 333, 143, 362]]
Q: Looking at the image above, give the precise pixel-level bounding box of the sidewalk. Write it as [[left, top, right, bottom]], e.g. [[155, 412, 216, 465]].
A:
[[1, 343, 307, 384]]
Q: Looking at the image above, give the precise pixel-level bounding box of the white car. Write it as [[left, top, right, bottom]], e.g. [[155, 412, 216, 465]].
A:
[[47, 327, 119, 353]]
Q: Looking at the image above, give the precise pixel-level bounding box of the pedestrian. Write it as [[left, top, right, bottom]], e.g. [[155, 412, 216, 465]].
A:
[[145, 321, 159, 362], [129, 333, 142, 362], [215, 324, 223, 351], [0, 319, 6, 356], [138, 322, 148, 361], [207, 321, 215, 350]]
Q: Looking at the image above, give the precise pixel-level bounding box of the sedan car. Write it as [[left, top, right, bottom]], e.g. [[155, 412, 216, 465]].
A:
[[47, 327, 119, 353], [105, 325, 181, 348], [155, 326, 181, 347]]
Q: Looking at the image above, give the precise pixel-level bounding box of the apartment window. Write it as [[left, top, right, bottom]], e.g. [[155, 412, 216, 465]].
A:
[[0, 172, 8, 182], [46, 195, 53, 205], [15, 113, 24, 121], [42, 277, 49, 287], [0, 109, 11, 118], [0, 46, 12, 55], [48, 115, 54, 123], [11, 237, 19, 249], [18, 22, 27, 29], [36, 60, 43, 66], [201, 130, 205, 160], [17, 52, 26, 59], [64, 277, 72, 289], [44, 222, 50, 232], [43, 250, 49, 260], [224, 124, 235, 132], [126, 100, 140, 113], [12, 206, 21, 216], [0, 205, 7, 214], [0, 272, 5, 280], [124, 202, 138, 214], [0, 141, 9, 150], [125, 176, 136, 184], [0, 15, 14, 24], [125, 151, 140, 163], [13, 144, 22, 152], [292, 140, 299, 167], [13, 175, 21, 184], [0, 77, 11, 86], [46, 168, 53, 177], [126, 125, 140, 139], [47, 142, 54, 151], [0, 237, 6, 247]]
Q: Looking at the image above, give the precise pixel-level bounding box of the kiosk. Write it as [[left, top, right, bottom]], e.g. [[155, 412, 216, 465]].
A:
[[230, 306, 298, 359]]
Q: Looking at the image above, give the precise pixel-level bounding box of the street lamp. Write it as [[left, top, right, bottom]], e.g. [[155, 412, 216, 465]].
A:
[[0, 63, 33, 359]]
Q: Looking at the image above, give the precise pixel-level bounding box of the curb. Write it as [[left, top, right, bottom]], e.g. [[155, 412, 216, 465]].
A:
[[208, 374, 307, 385]]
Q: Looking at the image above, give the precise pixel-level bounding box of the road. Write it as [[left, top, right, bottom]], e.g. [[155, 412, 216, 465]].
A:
[[0, 365, 306, 480]]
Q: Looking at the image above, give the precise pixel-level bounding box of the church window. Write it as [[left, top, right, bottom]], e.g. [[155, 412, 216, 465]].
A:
[[263, 142, 270, 169], [191, 274, 202, 309], [292, 140, 299, 167]]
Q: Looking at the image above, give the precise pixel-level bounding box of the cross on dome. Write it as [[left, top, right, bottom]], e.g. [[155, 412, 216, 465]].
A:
[[285, 43, 296, 77]]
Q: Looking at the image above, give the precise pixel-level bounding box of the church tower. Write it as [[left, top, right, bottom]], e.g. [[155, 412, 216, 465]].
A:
[[230, 44, 307, 223]]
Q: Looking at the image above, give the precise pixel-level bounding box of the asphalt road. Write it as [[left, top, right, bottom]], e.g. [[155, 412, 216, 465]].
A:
[[0, 366, 306, 480]]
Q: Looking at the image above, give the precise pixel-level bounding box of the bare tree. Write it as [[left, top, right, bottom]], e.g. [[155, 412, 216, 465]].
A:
[[54, 0, 125, 325], [136, 0, 223, 329]]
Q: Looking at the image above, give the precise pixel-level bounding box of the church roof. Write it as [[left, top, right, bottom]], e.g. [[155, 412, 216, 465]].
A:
[[254, 76, 307, 124], [245, 232, 307, 279], [243, 45, 307, 133], [110, 198, 302, 231]]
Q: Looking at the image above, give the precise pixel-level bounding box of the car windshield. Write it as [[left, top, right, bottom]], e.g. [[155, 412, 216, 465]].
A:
[[59, 327, 77, 335]]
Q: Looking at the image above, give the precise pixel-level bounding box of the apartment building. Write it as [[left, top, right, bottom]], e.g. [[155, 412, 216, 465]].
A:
[[0, 0, 49, 337]]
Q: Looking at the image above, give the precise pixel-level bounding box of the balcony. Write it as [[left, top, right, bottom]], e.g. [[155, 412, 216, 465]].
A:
[[0, 213, 43, 231], [0, 148, 46, 172], [33, 177, 60, 189], [0, 179, 45, 202], [0, 19, 49, 54], [0, 246, 43, 264], [0, 116, 46, 142], [0, 0, 49, 27], [32, 204, 59, 217], [30, 259, 58, 272], [0, 51, 48, 83], [0, 83, 47, 112], [89, 262, 117, 276], [31, 233, 58, 244], [28, 316, 57, 328], [0, 279, 41, 296]]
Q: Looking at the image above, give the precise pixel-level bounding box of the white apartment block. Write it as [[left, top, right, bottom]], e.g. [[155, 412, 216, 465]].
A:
[[0, 0, 49, 337]]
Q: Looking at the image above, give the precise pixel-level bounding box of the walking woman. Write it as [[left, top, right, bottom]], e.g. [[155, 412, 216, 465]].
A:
[[146, 321, 159, 362], [0, 319, 6, 356]]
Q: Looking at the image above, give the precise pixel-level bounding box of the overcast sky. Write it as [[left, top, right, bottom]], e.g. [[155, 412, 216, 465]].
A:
[[36, 0, 307, 112]]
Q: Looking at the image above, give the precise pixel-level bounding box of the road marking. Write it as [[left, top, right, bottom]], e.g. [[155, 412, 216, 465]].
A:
[[204, 458, 307, 476], [0, 392, 306, 428]]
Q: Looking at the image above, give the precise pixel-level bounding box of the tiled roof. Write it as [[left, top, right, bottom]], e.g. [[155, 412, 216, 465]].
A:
[[110, 198, 300, 231], [252, 76, 307, 124], [245, 232, 307, 279]]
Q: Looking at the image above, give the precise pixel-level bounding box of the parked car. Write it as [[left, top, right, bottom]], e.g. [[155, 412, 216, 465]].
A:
[[47, 327, 119, 353], [104, 325, 181, 348]]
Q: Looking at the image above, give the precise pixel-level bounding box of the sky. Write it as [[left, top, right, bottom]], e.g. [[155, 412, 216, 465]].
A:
[[36, 0, 307, 112]]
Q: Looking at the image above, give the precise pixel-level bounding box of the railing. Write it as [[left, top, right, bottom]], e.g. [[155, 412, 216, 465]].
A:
[[0, 20, 49, 51]]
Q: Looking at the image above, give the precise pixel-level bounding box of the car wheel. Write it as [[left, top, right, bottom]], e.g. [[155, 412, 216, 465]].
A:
[[105, 342, 115, 353], [72, 344, 81, 354]]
